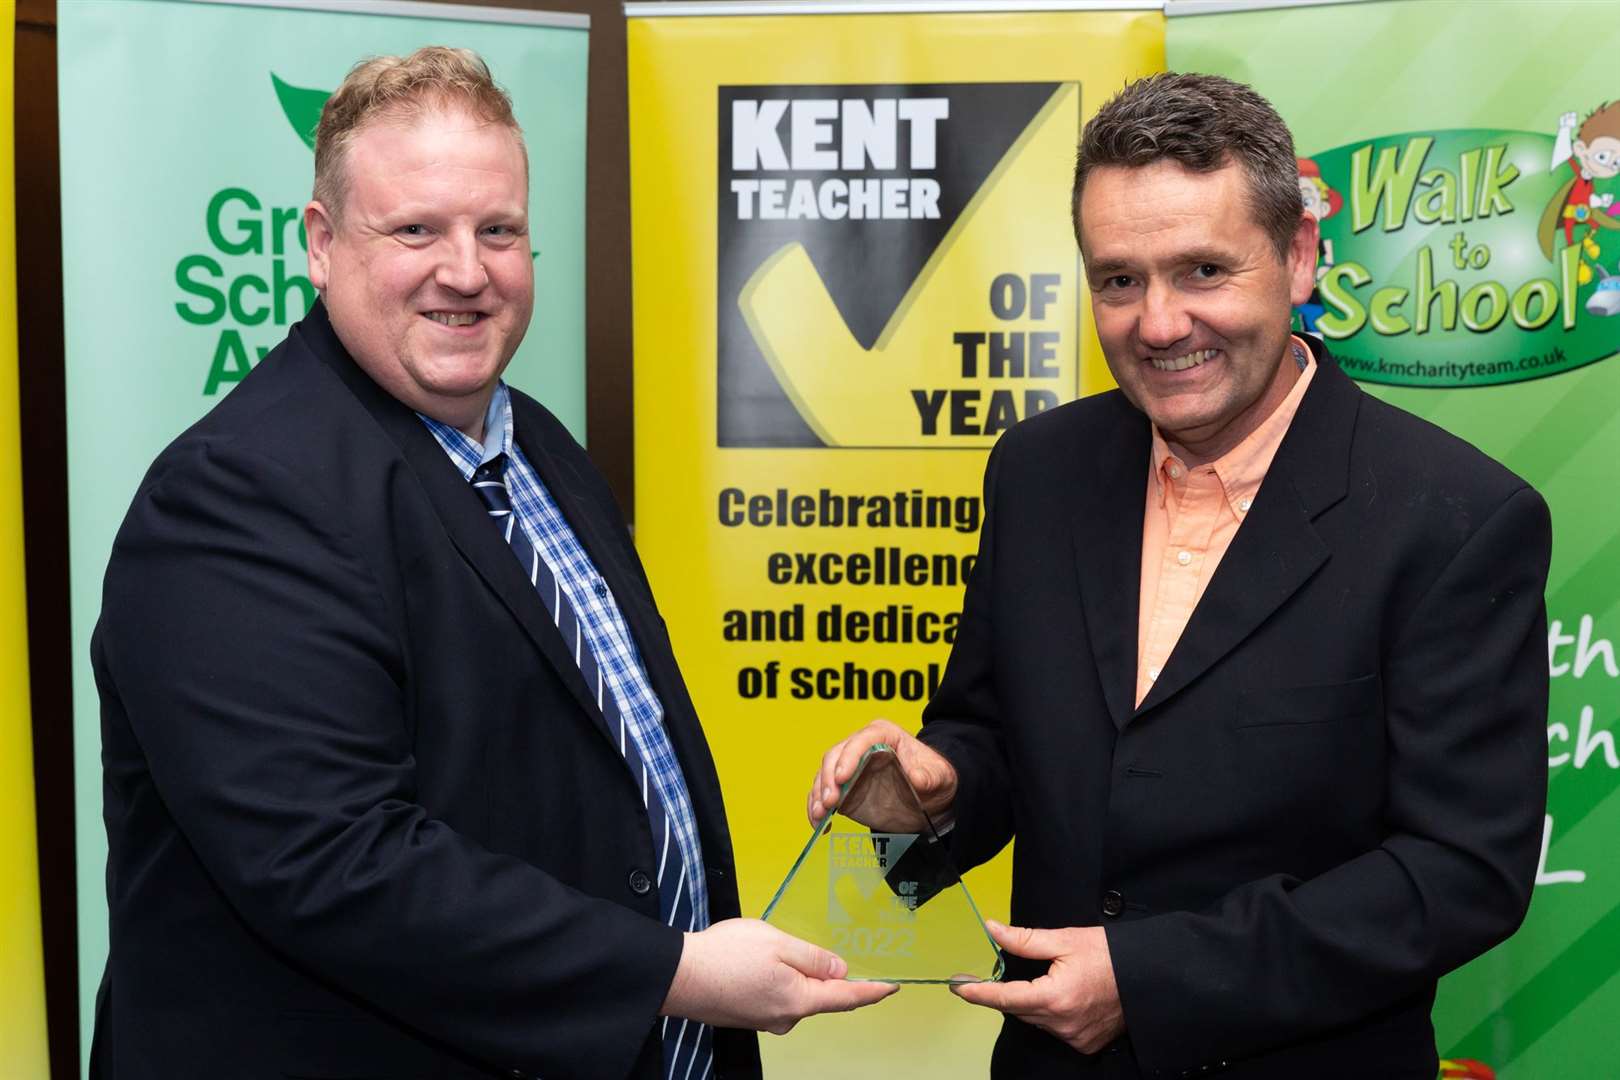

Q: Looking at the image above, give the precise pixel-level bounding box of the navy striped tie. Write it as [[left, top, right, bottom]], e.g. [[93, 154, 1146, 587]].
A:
[[470, 453, 711, 1080]]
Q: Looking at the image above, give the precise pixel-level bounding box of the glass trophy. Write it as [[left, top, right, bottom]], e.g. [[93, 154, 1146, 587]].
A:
[[762, 744, 1004, 984]]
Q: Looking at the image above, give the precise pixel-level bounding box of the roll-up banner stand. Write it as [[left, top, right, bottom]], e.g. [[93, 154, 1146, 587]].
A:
[[57, 0, 589, 1059], [1169, 1, 1616, 1076], [2, 11, 51, 1079], [628, 2, 1162, 1074]]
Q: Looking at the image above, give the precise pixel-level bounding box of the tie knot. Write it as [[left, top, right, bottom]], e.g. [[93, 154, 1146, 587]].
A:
[[472, 453, 509, 484], [470, 453, 514, 515]]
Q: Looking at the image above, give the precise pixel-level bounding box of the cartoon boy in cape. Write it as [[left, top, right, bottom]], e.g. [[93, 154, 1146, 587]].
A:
[[1540, 103, 1620, 282], [1295, 156, 1341, 335]]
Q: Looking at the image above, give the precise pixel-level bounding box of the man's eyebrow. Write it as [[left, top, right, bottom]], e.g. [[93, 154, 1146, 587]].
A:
[[1179, 247, 1236, 266], [1084, 257, 1132, 276], [1086, 248, 1237, 277]]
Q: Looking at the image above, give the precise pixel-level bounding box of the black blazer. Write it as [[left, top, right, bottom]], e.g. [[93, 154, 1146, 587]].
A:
[[922, 342, 1550, 1080], [91, 302, 761, 1080]]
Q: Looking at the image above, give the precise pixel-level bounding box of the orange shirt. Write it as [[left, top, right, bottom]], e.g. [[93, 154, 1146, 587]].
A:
[[1134, 339, 1317, 707]]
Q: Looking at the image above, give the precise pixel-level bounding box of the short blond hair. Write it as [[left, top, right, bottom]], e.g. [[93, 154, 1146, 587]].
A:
[[313, 46, 524, 216]]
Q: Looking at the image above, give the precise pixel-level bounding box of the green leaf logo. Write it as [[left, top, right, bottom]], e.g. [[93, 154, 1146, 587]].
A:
[[271, 73, 331, 152]]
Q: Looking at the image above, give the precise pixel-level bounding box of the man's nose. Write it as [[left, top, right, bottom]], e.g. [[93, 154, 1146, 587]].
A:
[[1138, 280, 1191, 349], [436, 231, 487, 295]]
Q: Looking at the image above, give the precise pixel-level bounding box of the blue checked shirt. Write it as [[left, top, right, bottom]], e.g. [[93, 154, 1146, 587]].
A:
[[419, 383, 709, 931]]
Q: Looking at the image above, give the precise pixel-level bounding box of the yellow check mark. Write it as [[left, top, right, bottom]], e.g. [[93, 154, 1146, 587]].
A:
[[738, 83, 1081, 448]]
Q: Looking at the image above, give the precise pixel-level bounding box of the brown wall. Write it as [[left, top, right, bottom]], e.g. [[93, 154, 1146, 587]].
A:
[[11, 2, 643, 1074], [16, 0, 75, 1074]]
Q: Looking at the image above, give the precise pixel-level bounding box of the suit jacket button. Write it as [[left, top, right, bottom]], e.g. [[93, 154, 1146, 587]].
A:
[[629, 869, 654, 896], [1101, 890, 1124, 917]]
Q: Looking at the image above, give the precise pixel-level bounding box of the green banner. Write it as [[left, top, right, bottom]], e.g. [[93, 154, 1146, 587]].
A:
[[57, 0, 588, 1061], [1170, 1, 1620, 1075]]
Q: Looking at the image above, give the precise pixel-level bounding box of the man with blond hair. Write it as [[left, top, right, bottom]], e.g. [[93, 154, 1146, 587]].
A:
[[92, 48, 889, 1080], [812, 73, 1550, 1078]]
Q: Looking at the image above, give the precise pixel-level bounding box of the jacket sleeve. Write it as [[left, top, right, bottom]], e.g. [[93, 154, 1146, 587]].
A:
[[96, 437, 683, 1080], [1105, 484, 1552, 1077], [918, 437, 1017, 872]]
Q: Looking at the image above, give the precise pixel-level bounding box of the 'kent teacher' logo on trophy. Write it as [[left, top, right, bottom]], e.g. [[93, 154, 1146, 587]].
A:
[[716, 82, 1083, 449], [1299, 110, 1620, 388], [825, 832, 918, 924]]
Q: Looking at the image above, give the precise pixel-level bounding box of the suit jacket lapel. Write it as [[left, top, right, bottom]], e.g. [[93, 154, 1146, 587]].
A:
[[507, 404, 662, 715], [511, 396, 733, 850], [296, 303, 619, 742], [1135, 344, 1359, 719], [1072, 393, 1150, 731]]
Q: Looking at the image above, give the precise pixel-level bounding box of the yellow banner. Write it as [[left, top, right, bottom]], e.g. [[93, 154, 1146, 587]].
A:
[[0, 9, 51, 1078], [629, 7, 1162, 1075]]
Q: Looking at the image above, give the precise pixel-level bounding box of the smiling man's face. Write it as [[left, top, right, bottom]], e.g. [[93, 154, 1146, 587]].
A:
[[1081, 159, 1316, 465], [306, 102, 533, 438]]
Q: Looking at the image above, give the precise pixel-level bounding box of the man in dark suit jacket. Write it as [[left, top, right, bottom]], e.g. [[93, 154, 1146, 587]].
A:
[[811, 74, 1550, 1079], [92, 47, 888, 1080]]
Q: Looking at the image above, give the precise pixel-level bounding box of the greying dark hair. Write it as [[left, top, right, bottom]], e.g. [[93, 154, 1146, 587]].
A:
[[1072, 72, 1301, 258]]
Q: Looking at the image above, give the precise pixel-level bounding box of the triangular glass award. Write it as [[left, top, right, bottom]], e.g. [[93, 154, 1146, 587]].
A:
[[762, 744, 1004, 984]]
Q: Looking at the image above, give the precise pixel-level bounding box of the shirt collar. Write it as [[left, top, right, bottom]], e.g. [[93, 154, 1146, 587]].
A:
[[417, 382, 513, 480], [1149, 336, 1317, 517]]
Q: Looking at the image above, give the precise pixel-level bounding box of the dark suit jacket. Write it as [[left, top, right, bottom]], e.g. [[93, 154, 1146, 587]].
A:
[[91, 302, 761, 1080], [921, 341, 1550, 1080]]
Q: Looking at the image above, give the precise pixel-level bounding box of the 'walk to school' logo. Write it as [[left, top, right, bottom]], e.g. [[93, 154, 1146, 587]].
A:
[[1298, 114, 1620, 389], [717, 82, 1083, 449]]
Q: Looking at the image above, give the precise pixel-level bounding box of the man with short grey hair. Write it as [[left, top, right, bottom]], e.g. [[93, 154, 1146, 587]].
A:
[[92, 47, 890, 1080], [812, 72, 1550, 1079]]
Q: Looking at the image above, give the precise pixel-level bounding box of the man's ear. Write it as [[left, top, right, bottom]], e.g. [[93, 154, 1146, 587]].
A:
[[1286, 210, 1320, 306], [1574, 138, 1589, 162], [304, 201, 336, 290]]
